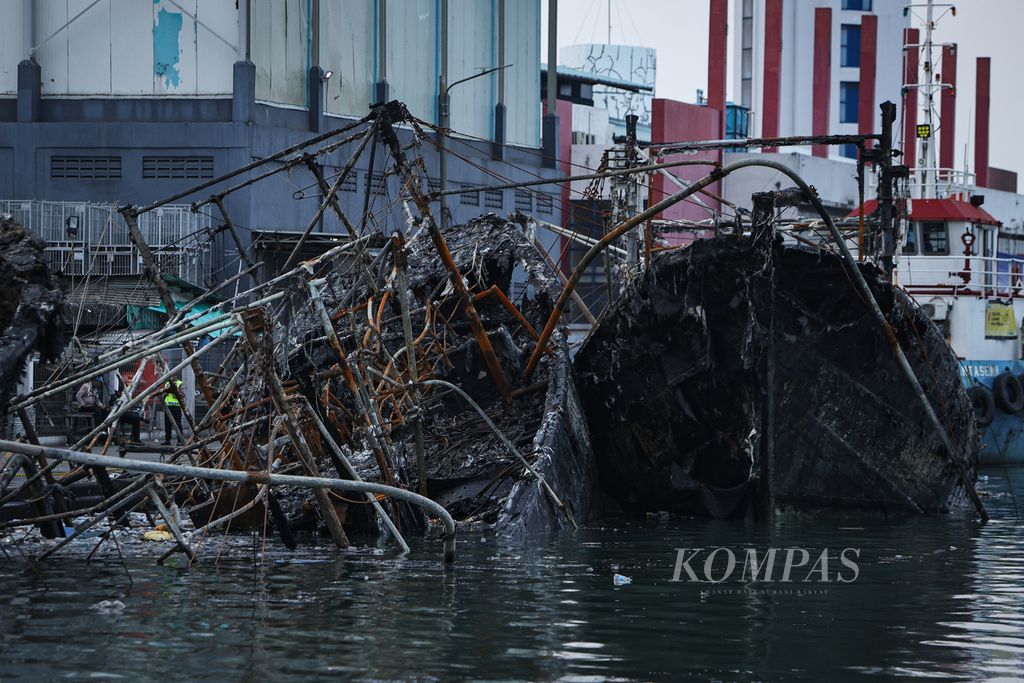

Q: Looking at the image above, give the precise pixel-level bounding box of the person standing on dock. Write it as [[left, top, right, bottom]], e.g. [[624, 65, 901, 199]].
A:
[[162, 377, 184, 446], [75, 379, 106, 430]]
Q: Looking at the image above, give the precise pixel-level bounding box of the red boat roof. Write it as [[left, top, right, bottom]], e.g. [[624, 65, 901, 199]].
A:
[[850, 198, 1001, 226]]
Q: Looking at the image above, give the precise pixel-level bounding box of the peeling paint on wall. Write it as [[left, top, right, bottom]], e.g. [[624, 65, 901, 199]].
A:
[[154, 8, 183, 90]]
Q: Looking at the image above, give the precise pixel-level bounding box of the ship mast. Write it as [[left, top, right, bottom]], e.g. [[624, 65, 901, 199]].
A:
[[920, 0, 936, 198], [905, 0, 956, 200]]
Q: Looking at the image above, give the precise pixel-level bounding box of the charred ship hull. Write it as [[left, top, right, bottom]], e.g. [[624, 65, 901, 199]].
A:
[[574, 236, 980, 519]]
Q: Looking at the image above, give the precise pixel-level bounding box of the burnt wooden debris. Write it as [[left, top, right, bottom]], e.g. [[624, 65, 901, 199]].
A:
[[0, 217, 65, 417], [0, 99, 986, 569]]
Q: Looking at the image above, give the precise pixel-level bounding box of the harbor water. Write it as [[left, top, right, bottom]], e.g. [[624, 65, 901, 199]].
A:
[[1, 468, 1022, 681]]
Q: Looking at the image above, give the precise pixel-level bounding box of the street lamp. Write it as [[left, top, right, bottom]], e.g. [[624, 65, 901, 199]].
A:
[[438, 64, 512, 228], [321, 69, 334, 117]]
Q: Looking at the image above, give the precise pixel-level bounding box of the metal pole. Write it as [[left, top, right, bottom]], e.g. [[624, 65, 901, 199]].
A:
[[305, 404, 410, 553], [921, 0, 935, 198], [124, 209, 219, 409], [439, 0, 449, 229], [494, 0, 506, 157], [212, 196, 255, 271], [240, 317, 350, 549], [876, 102, 897, 276], [280, 125, 376, 272], [0, 441, 457, 563], [376, 102, 511, 401], [393, 237, 428, 496], [547, 0, 557, 115]]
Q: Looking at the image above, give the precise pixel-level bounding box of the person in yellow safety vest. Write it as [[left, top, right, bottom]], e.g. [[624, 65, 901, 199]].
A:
[[162, 378, 184, 446]]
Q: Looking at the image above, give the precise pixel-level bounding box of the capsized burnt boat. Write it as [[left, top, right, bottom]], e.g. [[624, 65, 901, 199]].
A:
[[0, 216, 65, 420], [574, 228, 980, 519], [272, 213, 595, 537]]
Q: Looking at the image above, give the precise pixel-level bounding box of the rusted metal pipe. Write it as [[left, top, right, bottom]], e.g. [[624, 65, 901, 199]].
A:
[[524, 165, 727, 381], [0, 441, 457, 563]]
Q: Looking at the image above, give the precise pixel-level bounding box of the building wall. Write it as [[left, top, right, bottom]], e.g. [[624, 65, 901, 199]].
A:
[[385, 0, 438, 125], [252, 0, 309, 106], [321, 1, 374, 118], [29, 0, 236, 97], [1, 1, 541, 146], [0, 1, 556, 285], [650, 98, 720, 223], [503, 0, 541, 147], [733, 0, 906, 156], [0, 2, 27, 96]]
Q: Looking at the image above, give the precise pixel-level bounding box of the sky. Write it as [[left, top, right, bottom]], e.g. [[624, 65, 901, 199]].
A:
[[541, 0, 1024, 180]]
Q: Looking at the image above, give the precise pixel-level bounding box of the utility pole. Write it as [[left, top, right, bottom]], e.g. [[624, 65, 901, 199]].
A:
[[439, 65, 512, 229], [611, 114, 641, 265], [875, 102, 897, 277]]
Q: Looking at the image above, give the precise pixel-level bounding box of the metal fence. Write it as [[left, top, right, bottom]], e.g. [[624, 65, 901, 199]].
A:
[[0, 200, 213, 287]]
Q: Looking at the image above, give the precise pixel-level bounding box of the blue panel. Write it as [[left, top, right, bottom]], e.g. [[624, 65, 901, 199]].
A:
[[840, 25, 861, 68], [840, 81, 859, 123], [153, 8, 184, 89]]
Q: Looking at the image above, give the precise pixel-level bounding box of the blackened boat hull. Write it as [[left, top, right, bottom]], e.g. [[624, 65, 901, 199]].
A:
[[574, 238, 979, 518], [493, 330, 597, 535]]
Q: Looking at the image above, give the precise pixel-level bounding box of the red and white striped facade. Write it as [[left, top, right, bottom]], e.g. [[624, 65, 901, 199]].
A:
[[731, 0, 906, 157]]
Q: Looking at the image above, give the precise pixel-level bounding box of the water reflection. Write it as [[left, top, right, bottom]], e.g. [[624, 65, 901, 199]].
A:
[[0, 468, 1021, 681]]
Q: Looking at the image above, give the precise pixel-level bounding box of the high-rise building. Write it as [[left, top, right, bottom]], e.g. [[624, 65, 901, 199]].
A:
[[733, 0, 906, 159]]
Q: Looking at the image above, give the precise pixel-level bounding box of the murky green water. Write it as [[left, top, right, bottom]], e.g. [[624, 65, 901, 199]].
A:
[[1, 469, 1022, 681]]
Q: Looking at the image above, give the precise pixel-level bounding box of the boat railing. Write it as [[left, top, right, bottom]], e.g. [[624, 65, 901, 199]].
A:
[[867, 167, 976, 201], [899, 254, 1024, 296]]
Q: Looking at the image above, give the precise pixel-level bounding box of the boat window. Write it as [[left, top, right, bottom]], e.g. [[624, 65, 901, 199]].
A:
[[902, 223, 918, 255], [921, 222, 949, 255]]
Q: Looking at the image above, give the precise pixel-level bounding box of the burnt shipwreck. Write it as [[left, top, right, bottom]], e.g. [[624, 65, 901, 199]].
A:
[[575, 191, 982, 519], [0, 100, 989, 568], [0, 216, 65, 420], [271, 212, 594, 539]]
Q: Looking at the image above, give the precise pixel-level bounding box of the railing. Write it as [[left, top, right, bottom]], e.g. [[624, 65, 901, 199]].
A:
[[910, 168, 977, 200], [0, 200, 213, 287], [866, 167, 977, 202], [899, 254, 1024, 296]]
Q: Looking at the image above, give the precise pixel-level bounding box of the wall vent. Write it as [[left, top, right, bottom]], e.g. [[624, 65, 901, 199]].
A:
[[460, 184, 480, 206], [51, 156, 122, 179], [514, 190, 533, 211], [143, 156, 214, 179], [537, 194, 554, 214], [484, 189, 503, 210]]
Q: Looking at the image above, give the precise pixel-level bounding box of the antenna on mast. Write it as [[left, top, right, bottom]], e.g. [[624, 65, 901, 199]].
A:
[[902, 1, 958, 199]]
